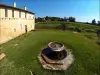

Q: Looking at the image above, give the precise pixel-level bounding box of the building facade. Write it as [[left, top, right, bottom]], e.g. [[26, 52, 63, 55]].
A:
[[0, 2, 35, 44]]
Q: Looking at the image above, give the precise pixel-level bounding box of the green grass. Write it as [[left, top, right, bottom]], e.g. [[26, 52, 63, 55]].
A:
[[0, 29, 100, 75], [36, 21, 100, 32]]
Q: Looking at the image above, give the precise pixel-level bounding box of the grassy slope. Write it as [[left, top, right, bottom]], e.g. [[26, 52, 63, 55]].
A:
[[0, 29, 100, 75], [36, 22, 100, 32]]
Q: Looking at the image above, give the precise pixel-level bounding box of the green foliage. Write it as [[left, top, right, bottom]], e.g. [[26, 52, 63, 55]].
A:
[[97, 21, 100, 26], [74, 27, 81, 32], [60, 23, 66, 30], [35, 16, 75, 22], [92, 19, 96, 25], [68, 17, 76, 22]]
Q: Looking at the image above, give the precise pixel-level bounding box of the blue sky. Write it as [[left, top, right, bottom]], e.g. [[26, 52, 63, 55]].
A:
[[0, 0, 99, 22]]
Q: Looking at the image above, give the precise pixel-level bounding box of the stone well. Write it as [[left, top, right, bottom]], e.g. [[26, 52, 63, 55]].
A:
[[38, 42, 74, 70]]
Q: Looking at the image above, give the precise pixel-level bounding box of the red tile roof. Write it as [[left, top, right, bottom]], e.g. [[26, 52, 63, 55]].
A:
[[0, 4, 35, 14]]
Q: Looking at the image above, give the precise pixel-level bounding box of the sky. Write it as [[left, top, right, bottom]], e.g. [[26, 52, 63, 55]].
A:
[[0, 0, 100, 22]]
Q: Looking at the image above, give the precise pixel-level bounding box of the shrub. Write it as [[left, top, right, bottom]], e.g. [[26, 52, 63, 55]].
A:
[[68, 27, 74, 31], [86, 29, 95, 33], [74, 27, 81, 32], [60, 23, 66, 30]]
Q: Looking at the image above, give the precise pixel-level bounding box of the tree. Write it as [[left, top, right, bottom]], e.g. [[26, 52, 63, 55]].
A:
[[36, 17, 44, 22], [60, 23, 66, 31], [68, 17, 76, 22], [92, 19, 96, 25], [64, 17, 68, 21], [44, 16, 50, 24], [35, 18, 37, 23], [97, 21, 100, 26], [45, 16, 49, 21]]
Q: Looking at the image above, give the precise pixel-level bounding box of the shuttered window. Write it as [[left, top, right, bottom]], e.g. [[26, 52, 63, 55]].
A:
[[12, 10, 14, 17], [19, 11, 21, 18], [25, 12, 27, 18], [5, 8, 8, 17]]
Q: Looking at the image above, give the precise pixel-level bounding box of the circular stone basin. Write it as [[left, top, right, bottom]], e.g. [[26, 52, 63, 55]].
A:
[[42, 42, 67, 60], [48, 42, 65, 51]]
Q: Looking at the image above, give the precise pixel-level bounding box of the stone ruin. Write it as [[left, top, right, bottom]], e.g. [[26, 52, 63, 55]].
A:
[[38, 42, 74, 70]]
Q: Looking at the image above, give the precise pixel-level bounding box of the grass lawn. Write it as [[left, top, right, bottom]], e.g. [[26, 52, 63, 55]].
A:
[[0, 29, 100, 75], [36, 22, 100, 32]]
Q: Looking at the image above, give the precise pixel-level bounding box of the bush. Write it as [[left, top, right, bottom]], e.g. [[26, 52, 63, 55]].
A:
[[86, 29, 95, 33], [60, 23, 66, 30], [68, 27, 74, 31], [97, 30, 100, 38], [74, 27, 81, 32]]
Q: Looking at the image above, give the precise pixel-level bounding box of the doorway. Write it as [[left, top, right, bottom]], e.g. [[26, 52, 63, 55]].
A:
[[25, 25, 27, 33]]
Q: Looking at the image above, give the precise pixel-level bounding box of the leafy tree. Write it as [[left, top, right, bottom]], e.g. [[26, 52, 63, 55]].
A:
[[97, 21, 100, 26], [68, 17, 76, 22], [92, 19, 96, 25], [36, 17, 44, 22], [60, 23, 66, 30], [45, 16, 49, 20], [35, 18, 37, 23], [64, 17, 68, 21], [44, 16, 50, 24]]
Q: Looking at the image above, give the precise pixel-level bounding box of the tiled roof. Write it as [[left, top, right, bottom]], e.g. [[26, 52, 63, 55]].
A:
[[0, 4, 34, 14]]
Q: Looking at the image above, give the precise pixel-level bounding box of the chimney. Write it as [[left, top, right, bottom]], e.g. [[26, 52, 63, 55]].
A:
[[13, 2, 16, 7], [24, 6, 27, 10]]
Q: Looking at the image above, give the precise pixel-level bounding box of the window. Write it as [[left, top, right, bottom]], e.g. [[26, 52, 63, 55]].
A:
[[19, 11, 21, 18], [5, 8, 8, 17], [12, 10, 14, 17], [25, 12, 27, 18]]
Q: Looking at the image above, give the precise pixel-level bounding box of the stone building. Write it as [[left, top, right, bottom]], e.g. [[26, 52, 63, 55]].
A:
[[0, 2, 35, 44]]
